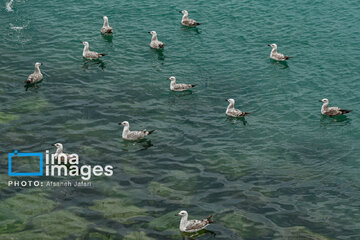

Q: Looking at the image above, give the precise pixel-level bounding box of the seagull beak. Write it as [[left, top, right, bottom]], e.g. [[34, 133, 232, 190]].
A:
[[319, 100, 323, 102], [175, 213, 180, 216], [179, 11, 182, 13], [118, 122, 122, 125], [40, 63, 43, 66], [148, 32, 151, 34], [267, 44, 271, 46], [225, 99, 228, 102], [51, 144, 55, 146]]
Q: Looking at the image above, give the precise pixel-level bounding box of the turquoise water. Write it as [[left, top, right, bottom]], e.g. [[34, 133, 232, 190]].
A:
[[1, 0, 360, 239]]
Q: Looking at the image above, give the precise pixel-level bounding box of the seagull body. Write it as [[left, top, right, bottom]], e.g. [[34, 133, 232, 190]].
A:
[[6, 0, 14, 12], [101, 16, 113, 34], [176, 210, 214, 233], [226, 98, 250, 117], [169, 76, 196, 91], [119, 121, 155, 141], [320, 98, 352, 116], [25, 62, 43, 84], [148, 31, 164, 49], [268, 43, 292, 61], [52, 143, 73, 163], [180, 10, 200, 27], [82, 41, 107, 59]]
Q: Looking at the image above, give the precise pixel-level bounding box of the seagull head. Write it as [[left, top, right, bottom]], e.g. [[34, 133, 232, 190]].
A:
[[103, 16, 108, 21], [268, 43, 277, 49], [226, 98, 235, 104], [82, 41, 89, 47], [176, 210, 188, 217], [119, 121, 130, 127], [319, 98, 329, 103], [179, 10, 188, 15], [52, 143, 63, 150], [35, 62, 42, 67], [169, 76, 176, 81], [148, 31, 157, 36]]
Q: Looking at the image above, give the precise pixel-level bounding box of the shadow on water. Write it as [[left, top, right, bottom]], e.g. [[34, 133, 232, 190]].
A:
[[270, 59, 289, 69], [120, 139, 154, 152], [320, 115, 351, 126], [180, 229, 216, 239], [180, 25, 201, 35], [24, 80, 43, 91], [82, 59, 106, 70], [226, 116, 248, 126], [150, 48, 165, 61], [170, 90, 194, 97], [101, 33, 113, 43]]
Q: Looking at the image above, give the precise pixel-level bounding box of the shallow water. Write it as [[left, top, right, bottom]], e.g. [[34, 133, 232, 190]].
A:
[[0, 0, 360, 239]]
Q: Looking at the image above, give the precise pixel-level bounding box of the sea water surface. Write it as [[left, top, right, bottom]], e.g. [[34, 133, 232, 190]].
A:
[[0, 0, 360, 239]]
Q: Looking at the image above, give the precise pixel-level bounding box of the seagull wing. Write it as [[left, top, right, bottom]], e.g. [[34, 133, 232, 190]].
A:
[[126, 130, 146, 140], [173, 83, 194, 91], [185, 219, 209, 232]]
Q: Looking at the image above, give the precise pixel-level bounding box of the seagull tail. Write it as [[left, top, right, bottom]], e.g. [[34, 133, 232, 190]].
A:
[[243, 112, 251, 116], [147, 130, 155, 135], [340, 109, 352, 114], [191, 84, 197, 88], [285, 56, 294, 60], [207, 215, 215, 224], [196, 22, 201, 25], [100, 53, 107, 57]]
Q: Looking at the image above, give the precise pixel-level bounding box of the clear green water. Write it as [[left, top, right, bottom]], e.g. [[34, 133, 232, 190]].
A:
[[1, 0, 360, 239]]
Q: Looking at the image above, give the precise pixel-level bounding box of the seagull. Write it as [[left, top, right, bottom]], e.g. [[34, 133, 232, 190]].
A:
[[268, 43, 292, 61], [119, 121, 155, 141], [226, 98, 250, 117], [148, 31, 164, 49], [101, 16, 113, 34], [52, 143, 73, 163], [82, 41, 107, 59], [169, 76, 196, 91], [6, 0, 14, 12], [179, 10, 201, 27], [176, 210, 214, 233], [319, 98, 352, 116], [25, 62, 43, 84]]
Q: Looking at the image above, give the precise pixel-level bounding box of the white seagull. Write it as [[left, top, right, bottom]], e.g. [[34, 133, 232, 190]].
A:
[[179, 10, 201, 27], [176, 210, 214, 233], [6, 0, 14, 12], [226, 98, 250, 117], [25, 62, 43, 84], [52, 143, 73, 163], [101, 16, 113, 34], [148, 31, 164, 49], [319, 98, 352, 116], [82, 41, 107, 59], [268, 43, 292, 61], [169, 76, 196, 91], [119, 121, 155, 141]]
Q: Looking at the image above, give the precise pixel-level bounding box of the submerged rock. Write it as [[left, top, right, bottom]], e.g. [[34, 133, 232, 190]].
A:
[[219, 210, 275, 239], [0, 112, 19, 124], [123, 231, 156, 240], [90, 197, 147, 224], [278, 226, 331, 240], [0, 191, 57, 235]]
